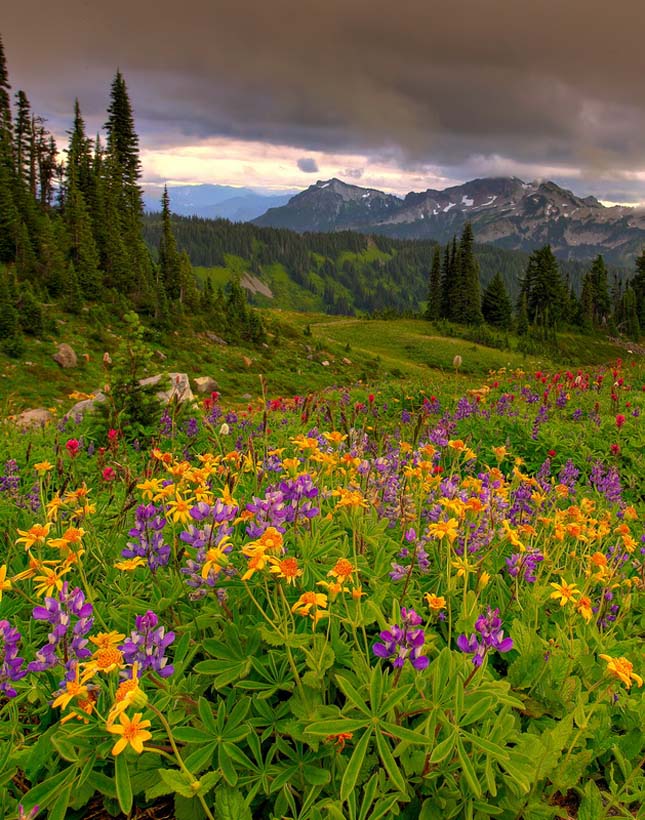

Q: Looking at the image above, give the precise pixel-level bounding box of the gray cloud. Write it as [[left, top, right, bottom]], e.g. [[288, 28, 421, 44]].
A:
[[296, 157, 319, 173], [4, 1, 645, 198]]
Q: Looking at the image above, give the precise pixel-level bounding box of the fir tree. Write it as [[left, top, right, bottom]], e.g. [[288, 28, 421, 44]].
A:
[[424, 244, 441, 320], [159, 186, 181, 299], [631, 249, 645, 331], [457, 223, 483, 324], [0, 34, 13, 162], [481, 272, 512, 329], [516, 292, 529, 336], [13, 89, 31, 187], [0, 159, 17, 261], [589, 254, 610, 326]]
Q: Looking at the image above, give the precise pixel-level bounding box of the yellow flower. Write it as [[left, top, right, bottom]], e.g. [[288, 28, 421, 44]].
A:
[[0, 565, 11, 601], [492, 445, 508, 463], [425, 593, 446, 611], [427, 518, 459, 544], [241, 551, 268, 581], [243, 527, 284, 556], [52, 665, 89, 712], [292, 591, 328, 616], [107, 711, 153, 755], [166, 492, 195, 524], [108, 664, 146, 724], [90, 631, 126, 650], [549, 579, 580, 606], [322, 431, 347, 445], [598, 654, 643, 689], [201, 542, 230, 579], [269, 556, 302, 585], [33, 566, 71, 597], [16, 523, 52, 550], [136, 478, 163, 500], [575, 596, 593, 623], [328, 558, 355, 584], [34, 460, 54, 473], [81, 647, 125, 682], [114, 557, 146, 571], [46, 496, 64, 522], [332, 487, 369, 509], [317, 579, 348, 600]]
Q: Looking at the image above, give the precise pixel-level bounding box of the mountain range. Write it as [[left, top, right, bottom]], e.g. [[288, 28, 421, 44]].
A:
[[253, 177, 645, 264], [143, 184, 294, 222]]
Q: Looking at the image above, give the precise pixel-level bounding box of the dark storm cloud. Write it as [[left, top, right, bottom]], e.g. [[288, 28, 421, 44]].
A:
[[4, 0, 645, 193], [296, 157, 319, 173]]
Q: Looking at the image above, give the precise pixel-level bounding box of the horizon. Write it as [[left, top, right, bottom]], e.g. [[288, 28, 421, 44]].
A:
[[4, 2, 645, 206]]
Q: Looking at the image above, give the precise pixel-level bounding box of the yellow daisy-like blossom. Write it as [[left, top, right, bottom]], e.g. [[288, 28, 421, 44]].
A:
[[136, 478, 163, 500], [241, 551, 269, 582], [549, 579, 580, 606], [34, 460, 54, 473], [114, 557, 146, 571], [16, 523, 52, 550], [322, 431, 347, 445], [425, 593, 446, 611], [33, 566, 71, 597], [291, 591, 328, 616], [575, 596, 593, 623], [333, 487, 369, 510], [328, 558, 355, 584], [90, 631, 126, 650], [268, 556, 302, 585], [622, 505, 638, 521], [81, 647, 125, 682], [492, 445, 508, 463], [427, 518, 459, 544], [108, 664, 146, 725], [201, 541, 230, 579], [107, 711, 153, 755], [317, 579, 348, 600], [52, 665, 89, 712], [166, 492, 195, 524], [0, 565, 12, 601], [46, 496, 64, 522], [598, 654, 643, 689], [243, 527, 284, 556]]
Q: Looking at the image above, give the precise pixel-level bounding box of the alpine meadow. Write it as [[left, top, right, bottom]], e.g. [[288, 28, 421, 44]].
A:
[[0, 7, 644, 820]]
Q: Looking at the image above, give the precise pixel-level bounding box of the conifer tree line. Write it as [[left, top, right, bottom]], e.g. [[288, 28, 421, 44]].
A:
[[0, 33, 263, 355], [424, 222, 643, 340]]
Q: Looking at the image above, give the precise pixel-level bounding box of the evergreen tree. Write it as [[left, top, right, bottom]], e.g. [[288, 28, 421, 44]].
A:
[[66, 99, 94, 201], [424, 244, 441, 320], [631, 249, 645, 331], [13, 89, 31, 187], [0, 160, 17, 261], [520, 245, 567, 332], [457, 223, 483, 324], [104, 70, 143, 213], [159, 186, 181, 299], [481, 272, 512, 329], [516, 292, 529, 336], [589, 254, 610, 326], [0, 269, 19, 340], [0, 34, 13, 163], [64, 185, 102, 297], [16, 281, 43, 336]]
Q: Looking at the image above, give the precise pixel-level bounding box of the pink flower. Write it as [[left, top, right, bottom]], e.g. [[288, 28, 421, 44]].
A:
[[107, 429, 119, 443], [65, 439, 80, 458], [615, 414, 626, 429], [610, 444, 620, 456], [102, 467, 116, 481]]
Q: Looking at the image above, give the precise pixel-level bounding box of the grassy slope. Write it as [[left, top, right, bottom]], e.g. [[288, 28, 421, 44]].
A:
[[0, 306, 631, 417]]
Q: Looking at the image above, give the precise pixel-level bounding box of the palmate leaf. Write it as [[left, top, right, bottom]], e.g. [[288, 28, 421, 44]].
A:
[[335, 673, 371, 717], [340, 728, 373, 802]]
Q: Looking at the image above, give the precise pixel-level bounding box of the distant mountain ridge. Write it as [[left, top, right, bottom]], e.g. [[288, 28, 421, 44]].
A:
[[143, 184, 294, 222], [253, 176, 645, 263]]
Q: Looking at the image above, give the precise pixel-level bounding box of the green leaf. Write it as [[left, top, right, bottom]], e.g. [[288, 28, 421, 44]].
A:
[[198, 697, 219, 733], [173, 727, 213, 743], [159, 767, 197, 798], [215, 785, 252, 820], [48, 784, 73, 820], [19, 765, 78, 815], [460, 695, 495, 726], [335, 674, 372, 717], [380, 720, 431, 745], [375, 729, 407, 794], [462, 732, 510, 762], [380, 684, 413, 717], [456, 736, 482, 798], [341, 728, 373, 802], [429, 729, 456, 764], [306, 718, 369, 735], [218, 744, 238, 786], [370, 665, 386, 712], [115, 753, 133, 814], [578, 780, 603, 820]]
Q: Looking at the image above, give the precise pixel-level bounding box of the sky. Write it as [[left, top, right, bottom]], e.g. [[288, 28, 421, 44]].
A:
[[4, 0, 645, 204]]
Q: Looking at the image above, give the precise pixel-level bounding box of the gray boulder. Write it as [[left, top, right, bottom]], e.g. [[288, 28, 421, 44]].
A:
[[194, 376, 219, 394], [53, 343, 77, 368]]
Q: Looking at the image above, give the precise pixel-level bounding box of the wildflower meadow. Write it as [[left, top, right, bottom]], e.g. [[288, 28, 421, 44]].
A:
[[0, 360, 643, 820]]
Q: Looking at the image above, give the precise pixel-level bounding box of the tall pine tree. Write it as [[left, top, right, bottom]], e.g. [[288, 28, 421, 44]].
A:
[[424, 244, 441, 320]]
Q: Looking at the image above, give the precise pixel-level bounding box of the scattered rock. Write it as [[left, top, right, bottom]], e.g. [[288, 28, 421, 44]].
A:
[[194, 376, 219, 394], [342, 357, 352, 365], [204, 331, 228, 346], [13, 408, 53, 429], [241, 393, 252, 400], [154, 350, 167, 361], [321, 360, 330, 367], [261, 343, 269, 350], [139, 372, 194, 404], [53, 343, 77, 369], [242, 356, 253, 368], [65, 392, 106, 422]]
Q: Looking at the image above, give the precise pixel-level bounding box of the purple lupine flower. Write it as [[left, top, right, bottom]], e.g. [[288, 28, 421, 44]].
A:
[[373, 607, 428, 671], [0, 620, 28, 697], [122, 503, 171, 572], [180, 500, 237, 598], [505, 548, 544, 583], [28, 584, 93, 675], [120, 611, 175, 677], [589, 461, 623, 505], [558, 459, 580, 494], [457, 607, 513, 667], [159, 408, 173, 436], [184, 417, 199, 437]]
